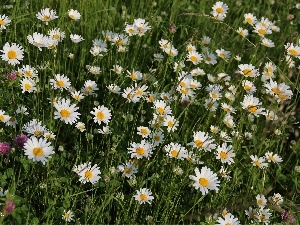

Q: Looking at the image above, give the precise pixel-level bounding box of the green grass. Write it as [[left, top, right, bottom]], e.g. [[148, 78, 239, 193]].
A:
[[0, 0, 299, 224]]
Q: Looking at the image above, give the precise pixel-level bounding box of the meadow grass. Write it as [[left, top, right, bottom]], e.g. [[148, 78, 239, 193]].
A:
[[0, 0, 300, 224]]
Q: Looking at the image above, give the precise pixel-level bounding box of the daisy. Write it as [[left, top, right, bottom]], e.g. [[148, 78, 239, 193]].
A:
[[256, 208, 272, 224], [62, 210, 74, 222], [153, 100, 172, 115], [245, 207, 256, 220], [43, 131, 55, 140], [201, 36, 211, 45], [102, 30, 114, 42], [75, 122, 86, 132], [210, 125, 219, 134], [27, 32, 48, 51], [264, 110, 278, 121], [0, 110, 9, 123], [215, 48, 231, 60], [0, 14, 11, 30], [112, 33, 129, 47], [23, 136, 54, 164], [189, 131, 216, 152], [22, 119, 47, 137], [204, 98, 219, 111], [223, 114, 235, 128], [50, 74, 71, 90], [107, 84, 121, 94], [150, 130, 164, 146], [1, 42, 24, 65], [90, 105, 112, 125], [241, 94, 265, 116], [186, 44, 196, 52], [20, 78, 37, 93], [128, 139, 152, 159], [242, 80, 256, 93], [237, 27, 249, 37], [48, 28, 65, 42], [163, 115, 179, 132], [270, 193, 283, 205], [256, 194, 267, 208], [211, 1, 229, 15], [78, 163, 101, 184], [189, 166, 220, 195], [53, 98, 80, 124], [124, 24, 139, 36], [164, 142, 187, 160], [87, 65, 101, 74], [98, 126, 111, 134], [238, 64, 259, 78], [111, 64, 123, 74], [70, 34, 84, 43], [153, 53, 164, 62], [285, 43, 300, 58], [81, 80, 99, 95], [134, 188, 154, 204], [216, 143, 235, 164], [265, 152, 282, 163], [71, 90, 85, 102], [137, 126, 151, 138], [219, 166, 231, 180], [221, 103, 236, 114], [202, 52, 217, 65], [126, 69, 143, 81], [68, 9, 81, 20], [16, 106, 28, 115], [253, 23, 272, 36], [191, 67, 205, 76], [244, 13, 257, 25], [186, 50, 203, 65], [216, 213, 240, 225], [261, 38, 275, 47], [118, 161, 138, 179], [22, 65, 38, 78], [133, 18, 151, 36], [36, 8, 58, 25], [250, 155, 268, 169]]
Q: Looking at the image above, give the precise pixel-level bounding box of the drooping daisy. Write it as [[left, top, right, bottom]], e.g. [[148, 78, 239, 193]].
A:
[[36, 8, 58, 25], [62, 210, 74, 222], [215, 143, 235, 165], [221, 103, 236, 114], [98, 126, 111, 135], [238, 64, 259, 78], [107, 84, 121, 94], [0, 14, 11, 30], [53, 98, 80, 124], [87, 65, 101, 75], [201, 36, 211, 45], [68, 9, 81, 20], [250, 155, 268, 169], [81, 80, 99, 95], [216, 213, 240, 225], [261, 38, 275, 48], [22, 119, 47, 137], [90, 105, 112, 125], [23, 136, 54, 164], [189, 131, 216, 152], [70, 34, 84, 43], [128, 139, 152, 159], [189, 166, 220, 195], [1, 42, 24, 65], [223, 114, 235, 128], [264, 110, 278, 121], [164, 142, 187, 160], [78, 163, 101, 184], [50, 74, 71, 90], [219, 166, 231, 180], [265, 151, 282, 163], [134, 188, 154, 204], [237, 27, 249, 37], [27, 32, 48, 51], [118, 161, 138, 179]]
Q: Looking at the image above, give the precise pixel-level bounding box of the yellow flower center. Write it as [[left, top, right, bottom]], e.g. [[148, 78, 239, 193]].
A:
[[289, 49, 298, 56], [148, 96, 155, 102], [257, 199, 263, 205], [85, 170, 92, 179], [205, 56, 211, 61], [171, 150, 179, 157], [128, 28, 135, 34], [244, 85, 251, 91], [0, 115, 4, 121], [53, 34, 59, 39], [190, 55, 198, 62], [117, 39, 124, 46], [25, 71, 32, 77], [140, 194, 147, 201], [216, 7, 223, 13], [195, 140, 203, 148], [243, 69, 252, 76], [246, 18, 253, 24], [157, 107, 165, 114], [278, 94, 287, 100], [136, 90, 143, 95], [258, 29, 266, 35], [271, 87, 281, 94], [60, 109, 70, 118], [199, 178, 209, 187], [254, 161, 261, 167], [269, 155, 275, 161], [220, 151, 227, 159], [7, 50, 17, 59], [219, 53, 226, 58], [248, 105, 257, 113], [24, 83, 32, 90], [56, 80, 64, 87], [167, 121, 174, 127], [211, 93, 218, 99], [69, 14, 75, 19], [64, 213, 70, 219], [9, 117, 15, 122], [130, 73, 137, 80], [97, 112, 104, 120], [154, 135, 160, 141], [34, 130, 42, 136], [140, 128, 148, 135], [0, 19, 5, 25], [33, 147, 43, 156], [124, 167, 131, 174], [136, 147, 145, 155], [43, 15, 50, 21], [181, 88, 189, 94]]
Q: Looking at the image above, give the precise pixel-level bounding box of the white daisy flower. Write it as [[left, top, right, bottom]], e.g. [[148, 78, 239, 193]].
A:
[[133, 188, 154, 204], [36, 8, 58, 25], [50, 74, 71, 90], [118, 161, 138, 179], [128, 139, 152, 159], [189, 166, 220, 195], [23, 136, 54, 165], [0, 14, 11, 30], [70, 34, 84, 43], [53, 98, 80, 124], [1, 42, 24, 65], [78, 163, 101, 184], [20, 78, 37, 93], [215, 143, 236, 164], [189, 131, 216, 152], [62, 210, 74, 222], [90, 105, 112, 125], [68, 9, 81, 20]]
